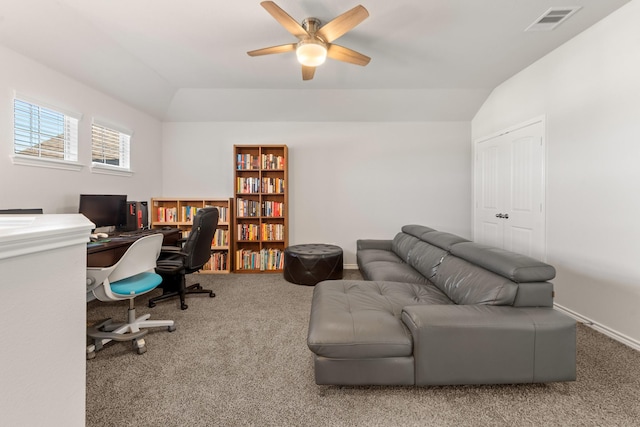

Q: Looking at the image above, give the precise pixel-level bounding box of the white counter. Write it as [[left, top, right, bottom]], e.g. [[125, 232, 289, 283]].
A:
[[0, 214, 93, 426]]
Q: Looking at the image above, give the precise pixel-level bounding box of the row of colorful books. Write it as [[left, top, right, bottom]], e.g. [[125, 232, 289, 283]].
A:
[[261, 177, 285, 194], [261, 223, 285, 241], [237, 223, 259, 241], [236, 177, 285, 194], [237, 199, 284, 218], [156, 206, 178, 222], [236, 177, 260, 193], [237, 223, 284, 241], [212, 229, 229, 247], [156, 205, 229, 223], [262, 201, 284, 217], [236, 198, 260, 217], [202, 251, 228, 271], [261, 154, 285, 170], [236, 153, 260, 170], [236, 153, 286, 170], [235, 248, 284, 270]]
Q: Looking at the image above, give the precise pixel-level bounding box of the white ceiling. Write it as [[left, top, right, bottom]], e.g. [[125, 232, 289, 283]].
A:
[[0, 0, 630, 121]]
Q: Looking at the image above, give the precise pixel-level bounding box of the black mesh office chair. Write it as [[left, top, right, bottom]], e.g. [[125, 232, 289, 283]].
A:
[[149, 207, 218, 310]]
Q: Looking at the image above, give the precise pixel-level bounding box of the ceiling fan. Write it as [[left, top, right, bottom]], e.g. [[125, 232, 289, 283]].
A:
[[247, 1, 371, 81]]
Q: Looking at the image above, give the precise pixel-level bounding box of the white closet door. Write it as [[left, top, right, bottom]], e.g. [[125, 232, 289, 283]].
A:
[[474, 119, 546, 260]]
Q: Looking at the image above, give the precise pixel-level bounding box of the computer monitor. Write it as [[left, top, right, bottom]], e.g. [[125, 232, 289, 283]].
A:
[[78, 194, 127, 230]]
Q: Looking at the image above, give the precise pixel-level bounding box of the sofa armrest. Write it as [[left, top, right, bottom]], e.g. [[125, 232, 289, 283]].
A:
[[401, 304, 575, 386], [356, 239, 392, 251]]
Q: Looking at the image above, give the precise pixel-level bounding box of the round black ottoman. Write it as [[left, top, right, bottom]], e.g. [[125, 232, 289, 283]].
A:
[[283, 244, 343, 286]]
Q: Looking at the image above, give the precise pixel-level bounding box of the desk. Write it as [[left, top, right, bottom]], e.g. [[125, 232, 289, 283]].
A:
[[87, 228, 181, 267]]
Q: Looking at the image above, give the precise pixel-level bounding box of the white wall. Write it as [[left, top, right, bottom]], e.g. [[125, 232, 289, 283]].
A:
[[0, 45, 163, 214], [162, 121, 471, 265], [0, 215, 92, 427], [472, 0, 640, 347]]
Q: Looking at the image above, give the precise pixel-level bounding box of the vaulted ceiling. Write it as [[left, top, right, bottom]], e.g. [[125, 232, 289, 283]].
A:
[[0, 0, 630, 121]]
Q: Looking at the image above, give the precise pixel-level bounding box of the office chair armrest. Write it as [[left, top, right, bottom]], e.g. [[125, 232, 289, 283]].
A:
[[159, 247, 188, 260], [161, 245, 183, 252], [156, 258, 184, 274]]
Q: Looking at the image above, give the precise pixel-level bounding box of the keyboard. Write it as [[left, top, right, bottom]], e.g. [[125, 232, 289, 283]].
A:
[[118, 229, 155, 238]]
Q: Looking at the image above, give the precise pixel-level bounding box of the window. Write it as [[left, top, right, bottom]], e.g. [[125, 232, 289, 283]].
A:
[[91, 121, 131, 171], [13, 98, 79, 163]]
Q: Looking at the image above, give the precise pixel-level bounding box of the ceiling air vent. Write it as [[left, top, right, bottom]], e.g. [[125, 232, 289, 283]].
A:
[[525, 7, 582, 31]]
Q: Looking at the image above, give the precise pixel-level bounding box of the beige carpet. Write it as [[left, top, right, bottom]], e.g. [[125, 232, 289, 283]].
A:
[[86, 271, 640, 427]]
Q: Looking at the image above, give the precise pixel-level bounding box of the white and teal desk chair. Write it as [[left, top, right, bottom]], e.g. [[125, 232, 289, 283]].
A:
[[86, 233, 175, 359]]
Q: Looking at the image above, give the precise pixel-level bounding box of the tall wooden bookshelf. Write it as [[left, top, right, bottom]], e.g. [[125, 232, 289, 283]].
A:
[[233, 145, 288, 273], [150, 197, 232, 274]]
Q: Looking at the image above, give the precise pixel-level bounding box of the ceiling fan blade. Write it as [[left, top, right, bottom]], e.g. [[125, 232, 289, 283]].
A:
[[247, 43, 296, 57], [260, 1, 309, 39], [302, 65, 316, 81], [327, 44, 371, 66], [316, 5, 369, 43]]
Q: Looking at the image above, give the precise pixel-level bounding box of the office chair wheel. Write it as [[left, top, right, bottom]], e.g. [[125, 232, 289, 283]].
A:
[[210, 292, 216, 298], [168, 324, 176, 332], [148, 301, 156, 308], [181, 302, 188, 310], [86, 351, 96, 360], [133, 338, 146, 354]]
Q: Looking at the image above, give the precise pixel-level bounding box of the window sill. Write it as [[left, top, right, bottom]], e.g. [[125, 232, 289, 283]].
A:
[[90, 163, 134, 177], [11, 154, 84, 172]]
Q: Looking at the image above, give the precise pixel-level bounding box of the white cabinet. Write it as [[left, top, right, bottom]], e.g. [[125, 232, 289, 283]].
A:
[[474, 119, 546, 260]]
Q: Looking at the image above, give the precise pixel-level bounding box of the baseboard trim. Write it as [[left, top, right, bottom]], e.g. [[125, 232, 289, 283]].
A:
[[554, 303, 640, 352], [344, 264, 358, 270]]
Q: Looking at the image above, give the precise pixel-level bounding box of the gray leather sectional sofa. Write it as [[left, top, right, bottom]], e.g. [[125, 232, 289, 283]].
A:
[[306, 225, 576, 386]]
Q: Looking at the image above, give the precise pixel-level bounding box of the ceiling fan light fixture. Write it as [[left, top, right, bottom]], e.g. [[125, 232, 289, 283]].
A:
[[296, 39, 327, 67]]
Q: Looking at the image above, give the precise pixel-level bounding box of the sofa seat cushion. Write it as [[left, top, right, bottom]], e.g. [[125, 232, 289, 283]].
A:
[[357, 249, 404, 266], [360, 260, 431, 285], [307, 280, 452, 359]]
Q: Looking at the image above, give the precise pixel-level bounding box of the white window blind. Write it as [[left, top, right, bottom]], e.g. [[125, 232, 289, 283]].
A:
[[91, 122, 131, 169], [13, 98, 79, 161]]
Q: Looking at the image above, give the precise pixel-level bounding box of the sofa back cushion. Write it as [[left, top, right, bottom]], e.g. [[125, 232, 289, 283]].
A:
[[450, 242, 556, 282], [391, 233, 420, 262], [407, 241, 447, 280], [432, 255, 518, 305], [422, 231, 470, 251], [401, 224, 436, 240]]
